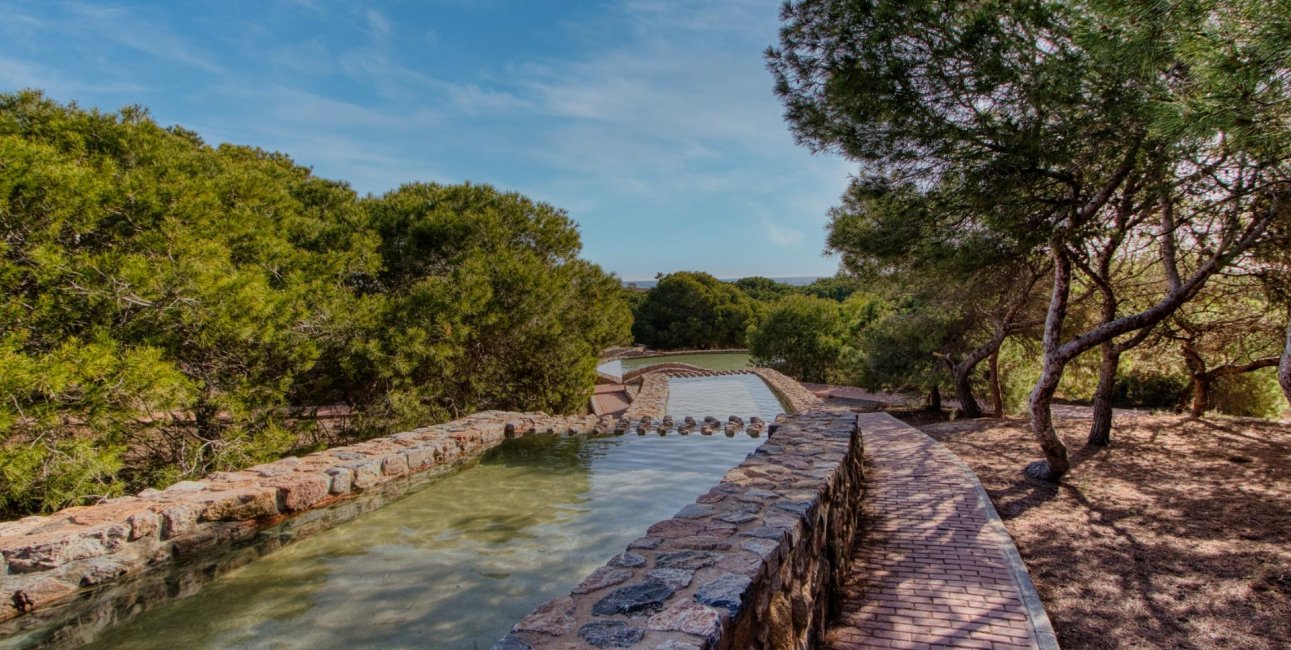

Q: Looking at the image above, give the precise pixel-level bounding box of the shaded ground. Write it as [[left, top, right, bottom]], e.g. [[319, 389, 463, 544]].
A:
[[919, 413, 1291, 649]]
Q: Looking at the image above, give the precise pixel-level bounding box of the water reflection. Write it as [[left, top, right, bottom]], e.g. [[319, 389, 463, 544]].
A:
[[8, 375, 782, 650]]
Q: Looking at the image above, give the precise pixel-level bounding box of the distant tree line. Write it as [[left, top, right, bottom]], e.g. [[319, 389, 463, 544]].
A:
[[0, 91, 631, 516], [768, 0, 1291, 481]]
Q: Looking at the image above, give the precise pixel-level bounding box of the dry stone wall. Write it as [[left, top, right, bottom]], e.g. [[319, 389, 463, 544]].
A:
[[0, 410, 615, 624], [497, 409, 863, 650]]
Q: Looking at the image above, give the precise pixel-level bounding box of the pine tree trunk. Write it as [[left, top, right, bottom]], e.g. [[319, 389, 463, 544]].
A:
[[1027, 359, 1072, 481], [1190, 375, 1210, 418], [954, 366, 983, 418], [1280, 314, 1291, 408], [989, 347, 1004, 417], [1026, 249, 1073, 482], [1087, 344, 1119, 447]]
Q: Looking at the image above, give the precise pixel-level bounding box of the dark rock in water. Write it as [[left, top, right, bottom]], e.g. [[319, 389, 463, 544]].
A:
[[591, 578, 675, 616], [683, 416, 697, 426], [700, 426, 713, 435], [694, 573, 752, 613], [749, 416, 764, 425], [655, 550, 717, 570], [491, 634, 532, 650], [728, 415, 743, 426], [579, 621, 645, 648]]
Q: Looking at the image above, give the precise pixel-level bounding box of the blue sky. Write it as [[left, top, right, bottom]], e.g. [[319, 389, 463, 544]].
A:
[[0, 0, 852, 281]]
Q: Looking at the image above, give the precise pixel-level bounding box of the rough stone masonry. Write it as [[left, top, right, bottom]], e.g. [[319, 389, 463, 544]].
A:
[[497, 408, 865, 650]]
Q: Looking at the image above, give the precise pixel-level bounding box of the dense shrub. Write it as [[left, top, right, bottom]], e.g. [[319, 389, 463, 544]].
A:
[[748, 295, 846, 383], [631, 271, 755, 349], [0, 91, 630, 516], [1112, 370, 1189, 409], [1211, 370, 1286, 419]]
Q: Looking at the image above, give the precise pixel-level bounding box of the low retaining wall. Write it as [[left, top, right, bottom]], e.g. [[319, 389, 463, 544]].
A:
[[0, 410, 615, 624], [622, 367, 819, 421], [498, 409, 863, 650]]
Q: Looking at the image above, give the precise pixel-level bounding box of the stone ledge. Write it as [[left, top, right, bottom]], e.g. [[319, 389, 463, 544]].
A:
[[499, 409, 864, 650], [0, 410, 615, 623], [621, 368, 819, 423]]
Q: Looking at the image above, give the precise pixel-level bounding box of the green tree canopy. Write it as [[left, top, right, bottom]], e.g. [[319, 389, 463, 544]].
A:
[[771, 0, 1291, 480], [631, 271, 756, 349], [748, 294, 846, 383], [0, 91, 630, 516]]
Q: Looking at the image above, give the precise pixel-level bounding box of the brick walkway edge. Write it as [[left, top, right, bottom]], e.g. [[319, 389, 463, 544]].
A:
[[827, 413, 1058, 650]]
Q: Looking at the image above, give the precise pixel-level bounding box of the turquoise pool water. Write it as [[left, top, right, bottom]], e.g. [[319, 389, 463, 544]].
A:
[[11, 375, 784, 650]]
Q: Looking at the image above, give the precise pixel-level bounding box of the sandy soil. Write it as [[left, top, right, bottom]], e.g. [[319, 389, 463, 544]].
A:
[[917, 413, 1291, 650]]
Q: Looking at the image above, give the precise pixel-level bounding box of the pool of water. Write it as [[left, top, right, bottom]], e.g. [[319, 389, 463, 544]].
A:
[[30, 375, 784, 650], [596, 352, 752, 377]]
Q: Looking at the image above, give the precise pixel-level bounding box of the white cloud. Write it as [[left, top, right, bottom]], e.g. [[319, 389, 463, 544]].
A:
[[765, 222, 806, 247]]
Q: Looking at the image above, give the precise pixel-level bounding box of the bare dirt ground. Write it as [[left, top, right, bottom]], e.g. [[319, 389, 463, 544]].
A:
[[917, 413, 1291, 650]]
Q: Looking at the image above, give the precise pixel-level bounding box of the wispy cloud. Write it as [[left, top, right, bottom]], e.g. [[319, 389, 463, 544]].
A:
[[65, 3, 225, 75], [765, 222, 806, 247]]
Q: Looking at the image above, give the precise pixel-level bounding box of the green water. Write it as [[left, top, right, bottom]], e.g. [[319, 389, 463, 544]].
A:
[[46, 375, 782, 650], [596, 351, 752, 377]]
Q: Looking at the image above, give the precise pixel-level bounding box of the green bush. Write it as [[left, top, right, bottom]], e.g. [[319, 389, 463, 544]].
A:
[[631, 272, 755, 349], [748, 295, 845, 383], [0, 91, 631, 517], [1211, 369, 1285, 419], [1112, 370, 1189, 409]]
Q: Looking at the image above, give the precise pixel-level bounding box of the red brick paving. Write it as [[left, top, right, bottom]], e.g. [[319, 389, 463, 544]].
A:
[[826, 413, 1052, 650]]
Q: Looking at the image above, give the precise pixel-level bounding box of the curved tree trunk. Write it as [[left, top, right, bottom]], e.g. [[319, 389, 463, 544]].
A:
[[954, 368, 983, 418], [1087, 344, 1120, 446], [1189, 375, 1211, 418], [951, 329, 1011, 419], [989, 347, 1004, 417], [1027, 358, 1072, 481], [1027, 250, 1073, 482], [1281, 314, 1291, 407]]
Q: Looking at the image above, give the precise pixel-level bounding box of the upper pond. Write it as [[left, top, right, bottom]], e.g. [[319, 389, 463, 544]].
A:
[[596, 351, 752, 377], [33, 373, 783, 650]]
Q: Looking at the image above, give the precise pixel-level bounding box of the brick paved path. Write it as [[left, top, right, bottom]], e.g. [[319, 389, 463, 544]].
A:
[[826, 412, 1058, 650]]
